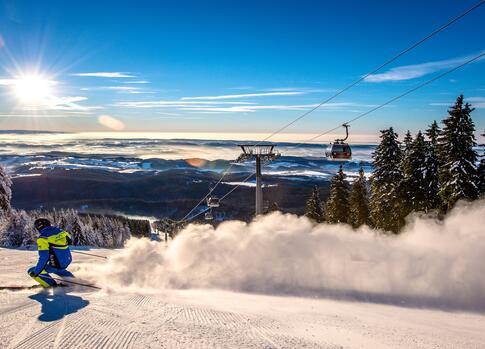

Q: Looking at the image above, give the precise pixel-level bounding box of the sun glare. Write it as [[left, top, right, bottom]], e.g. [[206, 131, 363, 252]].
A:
[[13, 75, 53, 104]]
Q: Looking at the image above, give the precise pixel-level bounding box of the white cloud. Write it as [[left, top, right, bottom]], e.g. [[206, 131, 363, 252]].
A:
[[72, 72, 135, 78], [115, 99, 376, 114], [180, 102, 377, 113], [126, 90, 156, 94], [18, 95, 103, 112], [180, 104, 316, 113], [58, 96, 88, 103], [82, 86, 148, 94], [365, 51, 485, 83], [263, 87, 336, 93], [467, 97, 485, 108], [181, 91, 305, 100], [122, 80, 150, 84], [115, 100, 255, 108], [101, 86, 139, 91], [264, 87, 300, 92], [83, 85, 156, 94], [430, 97, 485, 109]]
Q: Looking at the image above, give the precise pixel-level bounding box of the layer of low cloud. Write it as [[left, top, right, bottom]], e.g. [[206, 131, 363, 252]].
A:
[[365, 51, 485, 83], [79, 200, 485, 311]]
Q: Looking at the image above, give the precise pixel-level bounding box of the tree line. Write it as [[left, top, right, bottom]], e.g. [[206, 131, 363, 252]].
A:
[[303, 95, 484, 233], [0, 171, 151, 247]]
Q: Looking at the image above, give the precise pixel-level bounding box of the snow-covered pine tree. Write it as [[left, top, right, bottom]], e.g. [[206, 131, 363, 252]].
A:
[[1, 209, 35, 247], [402, 131, 428, 213], [58, 209, 83, 244], [325, 166, 350, 224], [0, 165, 12, 217], [349, 168, 370, 228], [403, 130, 413, 155], [0, 165, 12, 239], [424, 120, 441, 210], [370, 127, 404, 233], [304, 186, 325, 223], [80, 214, 100, 246], [479, 130, 484, 195], [437, 95, 479, 211]]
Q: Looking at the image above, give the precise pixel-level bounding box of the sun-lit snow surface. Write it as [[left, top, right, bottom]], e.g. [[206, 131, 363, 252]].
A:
[[2, 244, 485, 348], [1, 201, 485, 348]]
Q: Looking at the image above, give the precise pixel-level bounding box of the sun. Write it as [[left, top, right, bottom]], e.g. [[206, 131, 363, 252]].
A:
[[13, 74, 53, 104]]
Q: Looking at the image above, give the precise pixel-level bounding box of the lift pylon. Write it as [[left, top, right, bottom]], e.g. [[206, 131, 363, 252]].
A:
[[237, 144, 279, 216]]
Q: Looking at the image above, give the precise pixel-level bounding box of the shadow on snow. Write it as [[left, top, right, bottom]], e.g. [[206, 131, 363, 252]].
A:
[[29, 290, 89, 322]]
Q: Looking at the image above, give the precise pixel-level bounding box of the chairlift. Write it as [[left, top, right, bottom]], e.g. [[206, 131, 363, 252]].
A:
[[325, 124, 352, 160]]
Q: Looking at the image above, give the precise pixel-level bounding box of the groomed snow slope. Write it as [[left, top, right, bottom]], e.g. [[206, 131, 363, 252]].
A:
[[1, 248, 485, 349]]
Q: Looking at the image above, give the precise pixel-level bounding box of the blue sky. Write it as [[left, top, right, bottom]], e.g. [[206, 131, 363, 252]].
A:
[[0, 0, 483, 141]]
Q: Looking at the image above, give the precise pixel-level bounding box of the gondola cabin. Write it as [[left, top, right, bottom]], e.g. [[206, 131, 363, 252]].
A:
[[206, 197, 220, 208], [325, 142, 352, 160], [325, 124, 352, 160]]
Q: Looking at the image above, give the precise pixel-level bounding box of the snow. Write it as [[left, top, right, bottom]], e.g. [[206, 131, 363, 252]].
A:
[[3, 199, 485, 348], [1, 248, 485, 349], [222, 181, 278, 188]]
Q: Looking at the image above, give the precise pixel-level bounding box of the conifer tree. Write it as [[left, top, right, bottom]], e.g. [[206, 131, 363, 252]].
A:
[[424, 120, 441, 210], [479, 130, 484, 195], [325, 166, 350, 224], [437, 95, 479, 211], [0, 165, 12, 217], [370, 127, 404, 233], [402, 131, 428, 212], [349, 168, 370, 228], [403, 130, 413, 155], [267, 202, 280, 213], [304, 186, 325, 223]]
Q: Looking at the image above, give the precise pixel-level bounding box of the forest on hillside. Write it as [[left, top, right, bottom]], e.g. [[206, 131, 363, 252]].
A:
[[1, 95, 484, 246]]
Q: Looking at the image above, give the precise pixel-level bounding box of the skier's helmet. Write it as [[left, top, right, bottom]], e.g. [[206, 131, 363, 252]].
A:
[[34, 218, 51, 232]]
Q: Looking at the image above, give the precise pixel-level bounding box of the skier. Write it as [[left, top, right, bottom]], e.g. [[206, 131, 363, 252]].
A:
[[27, 218, 74, 288]]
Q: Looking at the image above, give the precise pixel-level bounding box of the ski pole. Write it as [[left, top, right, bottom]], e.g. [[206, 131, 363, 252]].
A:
[[71, 251, 108, 259], [40, 275, 102, 290]]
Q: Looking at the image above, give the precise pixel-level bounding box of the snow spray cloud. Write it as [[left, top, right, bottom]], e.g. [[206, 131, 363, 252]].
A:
[[79, 200, 485, 310]]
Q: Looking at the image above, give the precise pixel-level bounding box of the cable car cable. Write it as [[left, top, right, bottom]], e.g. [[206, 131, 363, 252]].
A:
[[207, 51, 484, 213], [178, 0, 484, 222]]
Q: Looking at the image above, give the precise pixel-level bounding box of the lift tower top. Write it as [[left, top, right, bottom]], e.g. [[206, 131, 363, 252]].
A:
[[237, 144, 279, 216]]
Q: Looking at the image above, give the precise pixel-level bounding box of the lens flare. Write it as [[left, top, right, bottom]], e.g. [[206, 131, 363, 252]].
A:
[[98, 115, 125, 131], [186, 158, 207, 168]]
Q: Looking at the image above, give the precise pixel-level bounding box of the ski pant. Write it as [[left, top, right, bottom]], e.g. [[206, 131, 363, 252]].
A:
[[28, 265, 74, 288]]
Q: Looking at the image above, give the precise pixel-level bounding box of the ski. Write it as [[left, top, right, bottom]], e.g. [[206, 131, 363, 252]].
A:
[[47, 276, 102, 290], [0, 285, 44, 291]]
